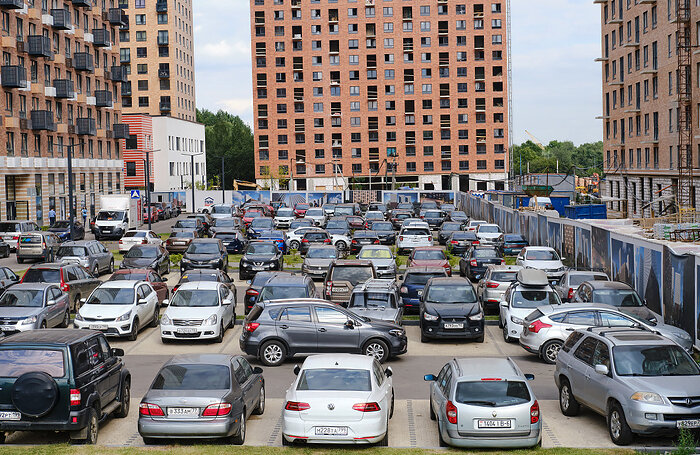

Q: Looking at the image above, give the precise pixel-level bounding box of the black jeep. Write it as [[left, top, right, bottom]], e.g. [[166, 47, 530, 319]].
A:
[[0, 329, 130, 444]]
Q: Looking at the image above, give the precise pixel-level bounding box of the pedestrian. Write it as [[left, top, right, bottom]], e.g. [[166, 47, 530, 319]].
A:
[[81, 207, 87, 226], [48, 208, 56, 226]]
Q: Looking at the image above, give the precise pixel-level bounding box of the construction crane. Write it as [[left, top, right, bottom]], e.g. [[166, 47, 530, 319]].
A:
[[676, 0, 694, 218], [525, 130, 546, 152]]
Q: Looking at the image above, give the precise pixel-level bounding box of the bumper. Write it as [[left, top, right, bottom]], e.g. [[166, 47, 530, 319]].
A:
[[74, 320, 134, 337], [376, 269, 397, 278], [181, 262, 224, 272], [282, 412, 386, 445], [0, 408, 90, 432], [519, 337, 541, 355], [504, 320, 524, 340], [240, 264, 280, 275], [303, 269, 327, 279], [624, 403, 700, 434], [400, 297, 421, 312], [166, 245, 189, 254], [138, 416, 238, 438], [444, 426, 541, 448], [161, 323, 221, 340], [17, 252, 49, 260], [422, 321, 484, 339]]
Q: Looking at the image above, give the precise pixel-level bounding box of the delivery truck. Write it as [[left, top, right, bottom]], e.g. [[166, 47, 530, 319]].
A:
[[94, 195, 140, 240]]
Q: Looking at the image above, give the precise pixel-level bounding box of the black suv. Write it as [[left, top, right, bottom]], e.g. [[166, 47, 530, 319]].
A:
[[0, 329, 130, 444], [180, 238, 229, 273], [419, 277, 484, 343], [240, 299, 407, 366], [299, 230, 332, 255], [239, 241, 284, 280]]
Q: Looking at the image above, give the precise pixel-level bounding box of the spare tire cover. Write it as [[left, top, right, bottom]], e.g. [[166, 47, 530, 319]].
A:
[[11, 372, 59, 418]]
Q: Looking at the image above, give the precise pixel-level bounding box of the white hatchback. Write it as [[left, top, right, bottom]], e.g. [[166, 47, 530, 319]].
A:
[[475, 223, 503, 244], [119, 230, 162, 253], [396, 226, 432, 254], [282, 354, 394, 446]]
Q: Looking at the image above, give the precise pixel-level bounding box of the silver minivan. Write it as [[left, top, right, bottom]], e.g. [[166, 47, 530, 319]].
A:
[[0, 220, 40, 252], [16, 231, 60, 263]]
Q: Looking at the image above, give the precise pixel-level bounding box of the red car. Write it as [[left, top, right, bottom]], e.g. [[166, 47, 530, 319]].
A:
[[242, 210, 263, 227], [108, 268, 169, 305], [294, 203, 310, 218], [408, 246, 452, 276], [142, 208, 158, 224], [345, 215, 365, 230]]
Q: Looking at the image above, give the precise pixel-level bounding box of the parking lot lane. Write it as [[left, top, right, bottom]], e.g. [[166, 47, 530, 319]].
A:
[[404, 326, 502, 357]]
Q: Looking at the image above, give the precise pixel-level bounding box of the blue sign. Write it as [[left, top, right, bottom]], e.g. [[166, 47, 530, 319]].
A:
[[130, 190, 141, 199]]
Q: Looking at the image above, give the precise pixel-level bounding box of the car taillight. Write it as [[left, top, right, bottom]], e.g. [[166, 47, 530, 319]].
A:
[[470, 259, 478, 267], [445, 401, 458, 424], [501, 259, 506, 265], [451, 240, 458, 244], [245, 322, 260, 332], [400, 286, 408, 294], [443, 263, 450, 269], [399, 236, 404, 241], [530, 400, 540, 424], [472, 241, 480, 245], [12, 236, 18, 241], [172, 285, 179, 292], [246, 289, 259, 297], [528, 320, 552, 333], [486, 282, 499, 288], [61, 282, 70, 292], [374, 239, 380, 244], [70, 389, 81, 406], [302, 239, 309, 243], [351, 239, 357, 244], [202, 402, 232, 416], [118, 239, 123, 244], [324, 238, 331, 244], [285, 401, 311, 411], [428, 236, 432, 242], [567, 288, 574, 300], [139, 402, 165, 416], [141, 239, 148, 244], [352, 402, 381, 412]]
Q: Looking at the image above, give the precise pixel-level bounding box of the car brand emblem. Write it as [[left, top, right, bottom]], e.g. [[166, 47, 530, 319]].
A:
[[327, 403, 335, 411], [687, 398, 693, 406], [492, 411, 497, 417]]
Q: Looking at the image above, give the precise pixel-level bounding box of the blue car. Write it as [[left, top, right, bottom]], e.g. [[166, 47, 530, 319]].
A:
[[247, 217, 274, 240], [257, 230, 288, 254], [47, 220, 85, 242], [213, 230, 247, 254], [500, 233, 529, 256], [399, 266, 448, 313]]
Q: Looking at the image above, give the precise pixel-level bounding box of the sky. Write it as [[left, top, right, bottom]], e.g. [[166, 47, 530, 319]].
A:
[[193, 0, 602, 147]]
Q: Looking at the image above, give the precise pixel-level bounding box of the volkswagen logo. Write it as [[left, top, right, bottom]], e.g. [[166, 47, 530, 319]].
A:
[[327, 403, 335, 411], [492, 411, 497, 418]]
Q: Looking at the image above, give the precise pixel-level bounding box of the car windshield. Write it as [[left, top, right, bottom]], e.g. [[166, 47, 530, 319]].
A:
[[244, 211, 262, 219], [479, 225, 501, 233], [442, 223, 462, 231], [306, 248, 337, 259], [186, 243, 220, 254], [0, 290, 43, 307], [404, 273, 443, 286], [214, 233, 238, 241], [57, 246, 88, 257], [259, 285, 308, 301], [350, 292, 394, 308], [425, 285, 477, 303], [591, 289, 643, 307], [491, 271, 519, 282], [123, 231, 146, 238], [170, 289, 219, 307], [210, 206, 231, 214], [296, 204, 310, 210], [125, 247, 158, 258], [97, 211, 124, 221], [504, 235, 525, 242], [359, 249, 392, 259], [455, 381, 531, 407], [171, 231, 194, 238], [174, 220, 196, 229], [52, 221, 71, 229], [213, 219, 236, 227], [372, 222, 393, 231], [180, 272, 220, 283], [452, 233, 472, 240], [86, 287, 134, 305], [277, 208, 294, 217], [22, 269, 60, 283], [613, 345, 700, 376], [0, 349, 65, 378], [511, 290, 560, 308], [526, 250, 560, 261], [326, 220, 348, 229], [152, 364, 231, 390], [297, 368, 371, 391], [413, 250, 445, 261], [110, 272, 148, 281], [331, 266, 374, 286], [19, 235, 42, 244], [307, 209, 324, 216], [0, 222, 21, 232], [425, 211, 442, 218], [335, 207, 354, 216], [473, 249, 500, 258], [246, 244, 278, 255], [250, 218, 273, 228], [569, 274, 609, 286]]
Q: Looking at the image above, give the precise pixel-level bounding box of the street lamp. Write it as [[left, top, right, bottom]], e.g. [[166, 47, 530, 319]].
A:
[[182, 151, 204, 214], [57, 140, 84, 242]]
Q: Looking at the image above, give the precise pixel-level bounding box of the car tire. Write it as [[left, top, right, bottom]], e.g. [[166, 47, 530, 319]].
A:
[[17, 258, 23, 264], [364, 339, 390, 363], [498, 316, 504, 329], [231, 412, 245, 445], [289, 240, 300, 250], [149, 306, 159, 328], [142, 437, 159, 445], [608, 402, 634, 446], [558, 378, 580, 416], [541, 340, 563, 365], [335, 240, 347, 251], [420, 329, 429, 343], [109, 260, 114, 274], [281, 436, 293, 446], [40, 321, 47, 329], [73, 295, 81, 313], [127, 318, 139, 341], [72, 407, 99, 445], [115, 381, 130, 418], [92, 265, 99, 277], [253, 386, 265, 415], [438, 422, 449, 447], [429, 398, 436, 421], [239, 271, 247, 281], [165, 261, 170, 275], [475, 333, 484, 343], [214, 322, 224, 343], [60, 310, 70, 328], [502, 324, 513, 343], [161, 337, 172, 344], [0, 431, 5, 444], [260, 340, 286, 367]]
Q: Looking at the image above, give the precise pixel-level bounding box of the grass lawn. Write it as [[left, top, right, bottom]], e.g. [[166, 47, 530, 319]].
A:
[[505, 256, 516, 265]]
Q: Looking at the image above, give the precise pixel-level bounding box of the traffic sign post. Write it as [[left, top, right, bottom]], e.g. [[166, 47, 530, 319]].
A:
[[130, 190, 141, 199]]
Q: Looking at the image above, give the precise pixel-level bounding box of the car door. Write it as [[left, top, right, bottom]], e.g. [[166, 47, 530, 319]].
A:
[[96, 335, 121, 404], [219, 285, 233, 327], [313, 306, 361, 353], [159, 246, 170, 274], [568, 336, 597, 407], [84, 336, 114, 406], [94, 243, 109, 271], [431, 364, 452, 422], [52, 287, 69, 326], [560, 310, 598, 335], [233, 357, 257, 414], [44, 287, 62, 326], [136, 284, 155, 327], [275, 306, 317, 354], [372, 360, 391, 411], [79, 266, 101, 297], [149, 271, 168, 303], [585, 340, 613, 414]]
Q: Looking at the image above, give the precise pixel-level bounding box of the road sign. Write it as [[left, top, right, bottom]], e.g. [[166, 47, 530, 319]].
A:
[[130, 190, 141, 199]]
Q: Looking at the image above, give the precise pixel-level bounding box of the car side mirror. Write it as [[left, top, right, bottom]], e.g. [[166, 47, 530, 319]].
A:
[[247, 280, 252, 285], [138, 299, 148, 305], [222, 298, 232, 306], [162, 299, 169, 306], [499, 301, 507, 308], [111, 348, 125, 357], [594, 364, 609, 375], [253, 366, 263, 374], [293, 365, 300, 375], [384, 367, 393, 377], [11, 275, 19, 282], [80, 298, 87, 304], [424, 374, 436, 381], [345, 319, 355, 329], [46, 299, 56, 306], [524, 373, 535, 381]]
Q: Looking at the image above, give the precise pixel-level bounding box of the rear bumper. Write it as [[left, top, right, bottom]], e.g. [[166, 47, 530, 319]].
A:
[[138, 416, 238, 438], [282, 412, 386, 444], [0, 408, 90, 432], [444, 427, 541, 448]]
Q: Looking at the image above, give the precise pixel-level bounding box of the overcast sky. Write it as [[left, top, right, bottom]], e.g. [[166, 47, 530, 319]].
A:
[[193, 0, 602, 146]]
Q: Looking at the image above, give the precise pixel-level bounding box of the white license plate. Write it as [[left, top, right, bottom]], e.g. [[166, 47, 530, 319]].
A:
[[252, 266, 265, 271], [0, 326, 15, 331], [174, 241, 186, 245], [167, 407, 199, 418], [478, 419, 512, 429], [417, 290, 423, 296], [444, 323, 464, 329], [332, 287, 348, 293], [0, 411, 21, 421], [315, 426, 348, 436], [89, 324, 108, 330], [176, 327, 197, 334], [677, 419, 700, 429]]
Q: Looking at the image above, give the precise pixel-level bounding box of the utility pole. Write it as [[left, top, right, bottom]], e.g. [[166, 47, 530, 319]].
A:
[[191, 154, 195, 213], [221, 155, 225, 204], [145, 152, 152, 230], [66, 139, 76, 241]]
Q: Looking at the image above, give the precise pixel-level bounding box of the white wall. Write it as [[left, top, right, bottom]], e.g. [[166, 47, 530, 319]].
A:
[[152, 117, 207, 192]]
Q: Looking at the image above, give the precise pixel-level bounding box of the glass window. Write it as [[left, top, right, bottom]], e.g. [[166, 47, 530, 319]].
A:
[[573, 336, 598, 365], [455, 381, 530, 407], [297, 368, 371, 391], [0, 349, 65, 378], [279, 306, 312, 322], [314, 306, 349, 324], [564, 311, 597, 326], [151, 364, 231, 390]]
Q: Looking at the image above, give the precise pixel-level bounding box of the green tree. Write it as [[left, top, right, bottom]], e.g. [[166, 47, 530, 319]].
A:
[[511, 140, 603, 177], [197, 109, 254, 188]]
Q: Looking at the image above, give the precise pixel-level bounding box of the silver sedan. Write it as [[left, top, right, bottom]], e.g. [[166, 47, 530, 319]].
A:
[[0, 283, 70, 334]]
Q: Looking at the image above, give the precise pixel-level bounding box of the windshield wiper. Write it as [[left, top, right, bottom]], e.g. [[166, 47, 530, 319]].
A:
[[461, 400, 497, 406]]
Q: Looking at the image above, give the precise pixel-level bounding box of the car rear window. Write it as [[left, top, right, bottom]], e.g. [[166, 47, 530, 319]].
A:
[[259, 285, 309, 301], [123, 231, 146, 238], [174, 220, 196, 229], [402, 229, 430, 236], [297, 368, 371, 391], [474, 249, 500, 258], [110, 272, 148, 281], [152, 364, 231, 390], [569, 274, 608, 286], [0, 349, 65, 378], [57, 246, 88, 257], [22, 268, 60, 283], [330, 266, 374, 286], [0, 222, 20, 232], [512, 290, 560, 308], [455, 380, 530, 407], [350, 292, 393, 308], [425, 211, 442, 217], [19, 235, 42, 244], [491, 271, 518, 282], [413, 250, 445, 260], [171, 231, 195, 238], [404, 272, 444, 286]]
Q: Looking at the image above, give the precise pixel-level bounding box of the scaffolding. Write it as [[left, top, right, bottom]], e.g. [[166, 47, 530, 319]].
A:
[[676, 0, 694, 213]]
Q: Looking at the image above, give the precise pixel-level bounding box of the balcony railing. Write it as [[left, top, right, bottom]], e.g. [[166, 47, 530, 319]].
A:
[[0, 0, 23, 8], [30, 111, 56, 131], [158, 68, 170, 78], [51, 9, 71, 29], [71, 0, 92, 8], [76, 118, 97, 136], [113, 123, 130, 139], [54, 79, 75, 98], [1, 65, 27, 88], [95, 90, 113, 108], [110, 66, 128, 83], [106, 8, 126, 25], [92, 29, 110, 47], [73, 52, 94, 72], [27, 36, 53, 58]]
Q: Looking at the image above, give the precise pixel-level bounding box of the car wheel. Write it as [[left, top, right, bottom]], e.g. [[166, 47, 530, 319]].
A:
[[420, 329, 429, 343], [260, 340, 286, 367], [71, 407, 98, 445], [165, 261, 170, 275], [253, 386, 265, 415], [502, 324, 513, 343], [149, 305, 159, 328], [109, 260, 114, 274], [60, 310, 70, 328], [142, 437, 159, 445], [335, 240, 347, 251], [558, 378, 580, 416], [40, 321, 47, 329], [161, 337, 172, 344], [364, 339, 390, 363], [475, 333, 484, 343], [214, 322, 224, 343], [231, 412, 245, 445], [114, 381, 130, 418], [429, 398, 436, 421], [92, 265, 99, 277], [608, 402, 634, 446], [289, 240, 300, 250], [498, 316, 504, 329], [239, 271, 247, 281], [127, 318, 139, 341], [17, 258, 23, 264], [541, 340, 563, 365], [73, 295, 81, 313]]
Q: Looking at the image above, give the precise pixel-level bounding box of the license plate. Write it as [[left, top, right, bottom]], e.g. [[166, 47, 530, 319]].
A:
[[0, 326, 15, 331], [0, 411, 21, 421], [174, 241, 186, 245], [444, 323, 464, 329], [417, 290, 423, 296], [167, 407, 199, 418], [176, 327, 197, 334], [89, 324, 108, 330], [332, 287, 348, 292], [677, 419, 700, 429], [478, 419, 511, 429], [315, 426, 348, 436], [252, 266, 265, 271]]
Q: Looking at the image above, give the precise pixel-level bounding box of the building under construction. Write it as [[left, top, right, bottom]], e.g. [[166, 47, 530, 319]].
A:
[[596, 0, 699, 219]]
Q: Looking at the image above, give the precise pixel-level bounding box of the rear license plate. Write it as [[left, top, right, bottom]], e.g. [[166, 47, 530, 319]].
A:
[[0, 326, 15, 331], [315, 426, 348, 436], [444, 323, 464, 329], [89, 324, 108, 330], [478, 419, 511, 429], [0, 411, 21, 421], [677, 419, 700, 429], [174, 241, 186, 245], [332, 287, 348, 292], [168, 407, 199, 418], [176, 328, 197, 334]]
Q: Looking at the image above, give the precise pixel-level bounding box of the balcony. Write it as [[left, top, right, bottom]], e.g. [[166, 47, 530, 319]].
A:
[[27, 36, 53, 58], [156, 0, 167, 12], [51, 9, 71, 29], [54, 79, 74, 98], [1, 65, 27, 88], [110, 65, 128, 83], [120, 15, 129, 30], [113, 123, 130, 139], [106, 8, 125, 25], [159, 100, 171, 112], [71, 0, 92, 7], [30, 111, 56, 132], [92, 29, 110, 47], [76, 118, 97, 136], [0, 0, 23, 8], [158, 68, 170, 78], [73, 52, 94, 72], [95, 90, 113, 108]]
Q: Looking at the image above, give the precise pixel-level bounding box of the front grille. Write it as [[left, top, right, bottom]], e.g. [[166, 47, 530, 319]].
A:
[[0, 318, 19, 323], [174, 331, 201, 338], [668, 397, 700, 408], [83, 317, 116, 322], [173, 319, 203, 326], [663, 413, 700, 422]]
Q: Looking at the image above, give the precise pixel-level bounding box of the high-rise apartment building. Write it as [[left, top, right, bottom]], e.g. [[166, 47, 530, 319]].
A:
[[119, 0, 196, 121], [250, 0, 510, 192], [0, 0, 128, 224], [597, 0, 700, 217]]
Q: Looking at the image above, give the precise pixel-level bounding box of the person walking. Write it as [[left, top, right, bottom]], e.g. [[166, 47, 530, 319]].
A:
[[81, 207, 88, 226], [48, 208, 56, 226]]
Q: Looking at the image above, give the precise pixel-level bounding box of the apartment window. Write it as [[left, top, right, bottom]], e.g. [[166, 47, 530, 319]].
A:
[[135, 31, 146, 41], [315, 164, 325, 174], [424, 162, 434, 172], [406, 162, 416, 172], [138, 97, 149, 107], [134, 14, 146, 25], [136, 47, 147, 58], [477, 160, 487, 170]]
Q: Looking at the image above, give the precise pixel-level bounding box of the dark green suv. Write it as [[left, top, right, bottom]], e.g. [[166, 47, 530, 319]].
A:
[[0, 329, 130, 444]]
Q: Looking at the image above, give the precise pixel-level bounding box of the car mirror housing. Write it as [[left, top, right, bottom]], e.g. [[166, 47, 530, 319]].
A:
[[524, 373, 535, 381], [162, 299, 169, 306], [222, 298, 232, 306], [293, 365, 300, 375], [424, 374, 436, 381], [594, 364, 609, 376], [111, 348, 125, 357], [138, 299, 148, 305], [384, 367, 393, 377], [80, 298, 87, 304], [499, 301, 508, 307], [253, 366, 263, 374], [345, 319, 355, 329]]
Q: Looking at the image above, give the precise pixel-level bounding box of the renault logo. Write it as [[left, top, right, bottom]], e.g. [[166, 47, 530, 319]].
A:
[[492, 411, 497, 417], [328, 403, 335, 411]]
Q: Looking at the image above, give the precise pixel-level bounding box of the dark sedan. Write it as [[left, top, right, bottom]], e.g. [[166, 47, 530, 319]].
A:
[[257, 230, 288, 254], [299, 230, 332, 255], [399, 266, 448, 313], [138, 354, 265, 445], [213, 230, 247, 254], [459, 246, 504, 281], [47, 220, 85, 242], [239, 241, 284, 280], [419, 277, 484, 343], [449, 211, 469, 223], [180, 239, 229, 273], [371, 221, 396, 245], [499, 233, 529, 256], [421, 210, 445, 229], [350, 230, 380, 254], [120, 244, 171, 276], [437, 221, 463, 245], [447, 231, 480, 254]]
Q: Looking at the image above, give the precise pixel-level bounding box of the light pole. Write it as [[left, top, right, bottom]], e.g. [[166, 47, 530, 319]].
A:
[[182, 152, 204, 213], [58, 140, 84, 241], [143, 149, 161, 231], [221, 155, 226, 203]]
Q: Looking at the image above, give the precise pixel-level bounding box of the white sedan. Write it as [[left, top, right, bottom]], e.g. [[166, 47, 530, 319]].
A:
[[282, 354, 394, 446], [119, 229, 163, 253], [160, 281, 235, 343], [74, 280, 160, 340], [475, 223, 503, 244], [287, 227, 350, 251]]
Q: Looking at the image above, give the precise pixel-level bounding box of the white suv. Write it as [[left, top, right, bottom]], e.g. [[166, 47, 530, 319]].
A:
[[396, 226, 432, 255], [515, 246, 566, 284]]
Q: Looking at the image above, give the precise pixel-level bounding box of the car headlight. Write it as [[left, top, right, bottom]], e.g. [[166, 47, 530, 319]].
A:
[[423, 312, 439, 321], [510, 315, 524, 324], [557, 266, 566, 272], [676, 330, 692, 341], [469, 312, 484, 321], [631, 392, 664, 404], [161, 313, 172, 325], [181, 257, 191, 263], [389, 329, 405, 337], [209, 258, 221, 264], [74, 313, 84, 321], [204, 314, 218, 325], [115, 311, 132, 322], [21, 315, 37, 325]]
